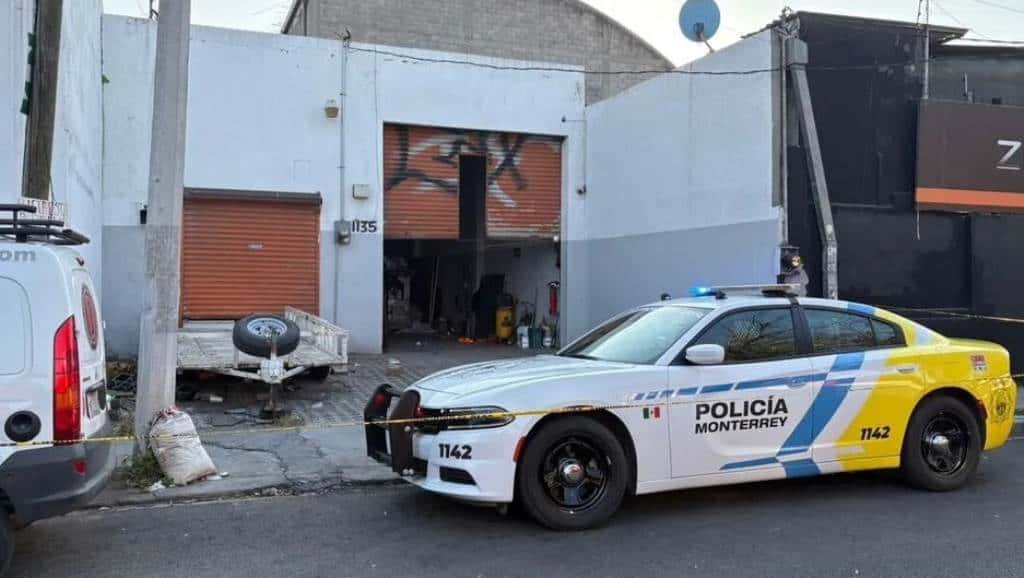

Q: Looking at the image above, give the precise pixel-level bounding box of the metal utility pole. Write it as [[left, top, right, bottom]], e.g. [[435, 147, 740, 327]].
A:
[[21, 0, 63, 200], [787, 36, 839, 300], [135, 0, 191, 450], [922, 0, 931, 100]]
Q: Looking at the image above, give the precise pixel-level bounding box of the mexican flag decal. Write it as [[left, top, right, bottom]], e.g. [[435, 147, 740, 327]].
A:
[[643, 406, 661, 420]]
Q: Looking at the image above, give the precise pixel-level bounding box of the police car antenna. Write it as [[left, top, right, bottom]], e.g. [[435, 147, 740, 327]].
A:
[[0, 204, 90, 245]]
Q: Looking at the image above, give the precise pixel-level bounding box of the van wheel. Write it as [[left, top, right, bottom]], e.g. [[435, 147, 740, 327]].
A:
[[0, 515, 14, 576], [901, 395, 982, 491], [516, 416, 628, 531], [232, 315, 301, 358]]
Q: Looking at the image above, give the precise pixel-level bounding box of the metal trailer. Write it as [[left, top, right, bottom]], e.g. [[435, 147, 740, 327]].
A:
[[177, 308, 349, 417], [176, 307, 349, 378]]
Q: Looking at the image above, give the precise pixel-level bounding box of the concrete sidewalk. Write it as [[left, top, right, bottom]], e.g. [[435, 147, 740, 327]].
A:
[[93, 335, 532, 507], [92, 352, 1024, 508]]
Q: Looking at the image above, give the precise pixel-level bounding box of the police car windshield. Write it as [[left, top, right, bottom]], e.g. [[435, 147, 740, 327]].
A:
[[560, 306, 708, 365]]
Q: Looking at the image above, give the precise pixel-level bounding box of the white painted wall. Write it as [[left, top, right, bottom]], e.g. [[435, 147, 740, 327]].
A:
[[99, 16, 155, 229], [1, 0, 104, 290], [102, 18, 586, 354], [579, 31, 780, 330], [586, 31, 778, 240], [51, 0, 104, 288], [102, 18, 342, 228]]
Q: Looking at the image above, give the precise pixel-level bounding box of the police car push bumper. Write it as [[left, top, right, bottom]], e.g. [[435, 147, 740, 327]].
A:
[[364, 384, 524, 503]]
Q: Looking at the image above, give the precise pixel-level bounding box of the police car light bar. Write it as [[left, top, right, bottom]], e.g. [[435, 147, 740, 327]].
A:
[[689, 284, 801, 299]]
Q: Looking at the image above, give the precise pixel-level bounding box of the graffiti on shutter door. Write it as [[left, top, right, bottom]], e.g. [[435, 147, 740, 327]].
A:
[[383, 124, 562, 240]]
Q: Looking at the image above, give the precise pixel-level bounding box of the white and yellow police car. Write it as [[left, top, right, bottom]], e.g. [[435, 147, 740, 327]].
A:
[[365, 285, 1016, 530]]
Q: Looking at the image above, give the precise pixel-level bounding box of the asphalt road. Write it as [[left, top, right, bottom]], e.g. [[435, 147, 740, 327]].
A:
[[13, 440, 1024, 578]]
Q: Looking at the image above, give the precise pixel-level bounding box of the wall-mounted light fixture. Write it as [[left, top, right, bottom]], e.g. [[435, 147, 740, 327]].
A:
[[325, 98, 340, 119]]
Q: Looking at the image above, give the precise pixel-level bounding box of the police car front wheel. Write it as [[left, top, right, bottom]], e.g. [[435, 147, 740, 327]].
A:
[[516, 416, 629, 531]]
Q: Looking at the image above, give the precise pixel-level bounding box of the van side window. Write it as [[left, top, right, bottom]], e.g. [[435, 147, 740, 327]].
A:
[[692, 308, 797, 362]]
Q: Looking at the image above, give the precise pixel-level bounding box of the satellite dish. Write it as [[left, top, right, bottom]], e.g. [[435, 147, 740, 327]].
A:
[[679, 0, 721, 44]]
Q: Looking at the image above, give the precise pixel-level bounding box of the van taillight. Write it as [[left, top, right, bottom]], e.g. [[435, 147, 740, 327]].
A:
[[53, 316, 81, 444]]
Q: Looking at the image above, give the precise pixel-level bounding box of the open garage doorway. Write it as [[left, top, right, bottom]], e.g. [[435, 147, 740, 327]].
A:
[[382, 124, 563, 353]]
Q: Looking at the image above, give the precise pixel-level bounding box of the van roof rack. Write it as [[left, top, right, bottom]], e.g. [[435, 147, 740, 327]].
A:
[[690, 284, 800, 300], [0, 204, 90, 246]]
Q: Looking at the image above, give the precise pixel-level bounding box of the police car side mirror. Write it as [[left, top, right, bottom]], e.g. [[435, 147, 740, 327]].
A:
[[685, 344, 725, 365]]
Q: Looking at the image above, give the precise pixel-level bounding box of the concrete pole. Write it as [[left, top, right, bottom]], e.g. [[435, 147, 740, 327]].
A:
[[135, 0, 191, 450], [21, 0, 63, 200]]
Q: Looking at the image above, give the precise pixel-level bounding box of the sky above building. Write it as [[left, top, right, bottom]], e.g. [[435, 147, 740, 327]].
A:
[[103, 0, 1024, 65]]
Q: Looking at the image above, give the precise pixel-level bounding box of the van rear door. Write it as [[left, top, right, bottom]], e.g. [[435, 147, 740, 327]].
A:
[[71, 269, 108, 437], [0, 276, 36, 459]]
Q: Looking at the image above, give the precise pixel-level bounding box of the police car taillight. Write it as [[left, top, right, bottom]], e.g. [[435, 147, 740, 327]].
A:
[[53, 316, 81, 444]]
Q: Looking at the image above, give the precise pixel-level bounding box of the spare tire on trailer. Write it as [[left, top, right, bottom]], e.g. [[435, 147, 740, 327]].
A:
[[233, 314, 301, 358]]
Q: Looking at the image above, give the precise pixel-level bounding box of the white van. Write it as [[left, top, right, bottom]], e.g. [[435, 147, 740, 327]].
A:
[[0, 205, 114, 568]]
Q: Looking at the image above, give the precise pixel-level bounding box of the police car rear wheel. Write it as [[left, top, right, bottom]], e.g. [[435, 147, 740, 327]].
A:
[[517, 416, 628, 530], [901, 395, 981, 492]]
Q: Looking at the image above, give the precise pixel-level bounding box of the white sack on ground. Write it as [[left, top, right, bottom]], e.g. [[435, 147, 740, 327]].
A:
[[149, 407, 217, 485]]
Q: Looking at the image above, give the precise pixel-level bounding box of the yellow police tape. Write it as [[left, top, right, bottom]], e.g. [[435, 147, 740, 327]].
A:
[[888, 306, 1024, 326], [4, 373, 1022, 449]]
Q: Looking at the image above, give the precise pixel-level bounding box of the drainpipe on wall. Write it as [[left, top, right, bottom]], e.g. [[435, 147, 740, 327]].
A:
[[776, 26, 789, 248], [787, 36, 839, 300], [332, 38, 348, 324]]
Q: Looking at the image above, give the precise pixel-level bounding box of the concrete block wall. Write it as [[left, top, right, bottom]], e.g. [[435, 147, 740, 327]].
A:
[[287, 0, 671, 103]]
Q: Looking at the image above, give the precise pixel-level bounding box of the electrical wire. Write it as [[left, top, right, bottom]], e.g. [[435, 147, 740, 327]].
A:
[[969, 0, 1024, 16], [345, 44, 1022, 77], [930, 0, 995, 40], [344, 45, 770, 76]]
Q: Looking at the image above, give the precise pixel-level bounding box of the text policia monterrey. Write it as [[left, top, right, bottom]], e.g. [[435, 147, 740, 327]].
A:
[[694, 397, 789, 434]]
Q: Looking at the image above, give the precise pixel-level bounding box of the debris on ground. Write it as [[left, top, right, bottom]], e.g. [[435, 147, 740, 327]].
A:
[[121, 449, 170, 489], [311, 402, 324, 409], [149, 407, 218, 485], [386, 358, 402, 373], [146, 480, 166, 493], [106, 360, 138, 392]]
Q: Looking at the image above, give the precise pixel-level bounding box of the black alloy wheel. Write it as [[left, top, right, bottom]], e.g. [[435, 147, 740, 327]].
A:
[[541, 437, 609, 511], [901, 395, 982, 492], [920, 413, 970, 476], [516, 416, 629, 530]]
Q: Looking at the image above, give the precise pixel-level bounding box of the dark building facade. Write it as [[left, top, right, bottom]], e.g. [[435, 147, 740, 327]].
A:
[[784, 13, 1024, 369]]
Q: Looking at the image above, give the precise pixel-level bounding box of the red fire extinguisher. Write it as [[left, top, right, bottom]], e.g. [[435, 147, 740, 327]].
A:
[[548, 281, 560, 317]]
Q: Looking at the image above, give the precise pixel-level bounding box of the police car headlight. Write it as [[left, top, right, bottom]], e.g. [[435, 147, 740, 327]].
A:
[[441, 406, 514, 430]]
